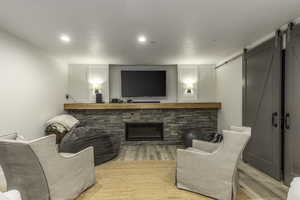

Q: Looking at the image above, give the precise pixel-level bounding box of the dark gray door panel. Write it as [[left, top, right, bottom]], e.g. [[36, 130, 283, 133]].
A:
[[284, 24, 300, 185], [243, 37, 282, 180]]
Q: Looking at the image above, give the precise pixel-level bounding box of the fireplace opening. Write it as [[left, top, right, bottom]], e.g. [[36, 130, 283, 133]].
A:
[[125, 122, 163, 141]]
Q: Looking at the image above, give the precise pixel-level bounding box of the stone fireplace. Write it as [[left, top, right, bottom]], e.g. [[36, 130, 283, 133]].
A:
[[67, 107, 218, 144]]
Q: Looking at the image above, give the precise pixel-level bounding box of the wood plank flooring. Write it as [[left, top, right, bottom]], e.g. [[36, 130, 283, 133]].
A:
[[114, 144, 181, 161], [0, 144, 289, 199], [114, 144, 289, 200]]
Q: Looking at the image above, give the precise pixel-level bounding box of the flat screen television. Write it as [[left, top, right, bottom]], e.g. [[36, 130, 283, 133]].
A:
[[121, 71, 166, 97]]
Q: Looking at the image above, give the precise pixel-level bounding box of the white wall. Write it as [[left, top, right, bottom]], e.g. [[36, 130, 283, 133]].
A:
[[216, 57, 243, 131], [109, 65, 178, 102], [0, 29, 67, 139], [197, 65, 216, 102], [68, 64, 217, 103], [68, 64, 109, 103], [178, 65, 216, 102]]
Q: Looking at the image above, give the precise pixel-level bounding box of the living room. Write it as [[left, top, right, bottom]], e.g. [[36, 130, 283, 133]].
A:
[[1, 0, 300, 200]]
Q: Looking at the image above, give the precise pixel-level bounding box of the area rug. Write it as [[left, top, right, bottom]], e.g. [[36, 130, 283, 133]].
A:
[[77, 160, 251, 200]]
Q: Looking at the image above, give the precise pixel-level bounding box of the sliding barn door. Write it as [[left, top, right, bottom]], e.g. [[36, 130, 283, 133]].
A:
[[284, 24, 300, 185], [243, 36, 282, 180]]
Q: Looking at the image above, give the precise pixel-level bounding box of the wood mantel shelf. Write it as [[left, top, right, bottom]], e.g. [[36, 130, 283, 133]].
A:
[[64, 102, 221, 110]]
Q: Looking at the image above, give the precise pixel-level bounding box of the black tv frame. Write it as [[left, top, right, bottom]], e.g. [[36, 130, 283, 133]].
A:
[[121, 70, 166, 97]]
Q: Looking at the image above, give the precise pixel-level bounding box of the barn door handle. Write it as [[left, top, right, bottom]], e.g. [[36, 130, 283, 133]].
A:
[[272, 112, 278, 128], [285, 113, 291, 130]]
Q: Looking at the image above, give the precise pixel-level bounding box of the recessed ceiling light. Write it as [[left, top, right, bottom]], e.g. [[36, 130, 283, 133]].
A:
[[60, 34, 71, 43], [137, 35, 147, 44]]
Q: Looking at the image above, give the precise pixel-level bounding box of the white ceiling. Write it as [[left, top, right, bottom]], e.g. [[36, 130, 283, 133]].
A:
[[0, 0, 300, 65]]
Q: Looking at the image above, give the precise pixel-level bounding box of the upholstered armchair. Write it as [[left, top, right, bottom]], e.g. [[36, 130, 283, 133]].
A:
[[0, 133, 96, 200], [0, 190, 22, 200], [288, 178, 300, 200], [177, 126, 251, 200]]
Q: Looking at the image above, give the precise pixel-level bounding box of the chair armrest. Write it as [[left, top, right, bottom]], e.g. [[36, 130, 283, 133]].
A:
[[29, 136, 96, 199], [58, 147, 95, 181], [177, 148, 213, 168], [45, 146, 96, 199], [176, 148, 234, 185], [30, 135, 56, 145], [192, 139, 221, 153], [177, 148, 220, 177], [44, 146, 95, 183], [59, 146, 94, 163]]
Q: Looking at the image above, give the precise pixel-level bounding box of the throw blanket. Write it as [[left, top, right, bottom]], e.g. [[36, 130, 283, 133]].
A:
[[46, 114, 79, 133]]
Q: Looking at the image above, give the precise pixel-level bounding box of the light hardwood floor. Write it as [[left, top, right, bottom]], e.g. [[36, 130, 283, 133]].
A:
[[114, 144, 181, 161], [114, 144, 289, 200]]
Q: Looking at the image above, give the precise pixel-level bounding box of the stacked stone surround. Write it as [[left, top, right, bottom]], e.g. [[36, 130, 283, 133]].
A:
[[68, 109, 218, 144]]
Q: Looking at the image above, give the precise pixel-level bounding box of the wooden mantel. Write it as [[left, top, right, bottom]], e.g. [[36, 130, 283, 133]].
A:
[[64, 102, 221, 110]]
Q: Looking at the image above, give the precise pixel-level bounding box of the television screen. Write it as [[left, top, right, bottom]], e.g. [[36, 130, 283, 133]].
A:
[[121, 71, 166, 97]]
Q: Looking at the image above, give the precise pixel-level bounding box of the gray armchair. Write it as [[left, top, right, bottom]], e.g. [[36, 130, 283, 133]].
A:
[[0, 133, 96, 200], [177, 126, 251, 200]]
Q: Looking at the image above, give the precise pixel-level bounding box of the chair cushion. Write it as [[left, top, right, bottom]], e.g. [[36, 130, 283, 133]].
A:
[[186, 147, 212, 155], [59, 152, 75, 158]]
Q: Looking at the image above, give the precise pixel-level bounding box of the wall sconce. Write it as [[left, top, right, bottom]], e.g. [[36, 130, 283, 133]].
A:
[[89, 79, 103, 94], [89, 79, 104, 103], [185, 88, 193, 95], [182, 79, 196, 95]]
